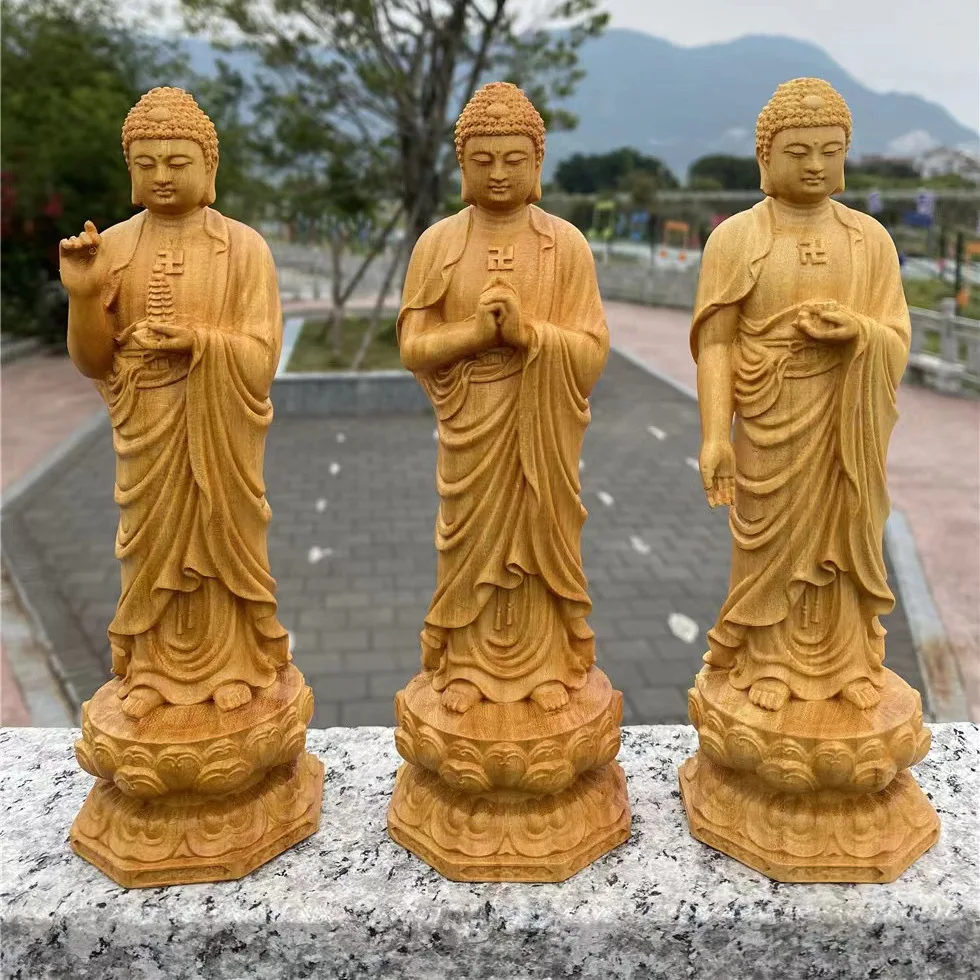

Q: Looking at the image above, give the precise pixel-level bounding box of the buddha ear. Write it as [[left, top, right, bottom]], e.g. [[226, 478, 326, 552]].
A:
[[833, 168, 846, 195], [526, 161, 543, 204], [202, 166, 217, 207], [460, 166, 476, 205], [128, 163, 143, 207], [758, 152, 773, 196]]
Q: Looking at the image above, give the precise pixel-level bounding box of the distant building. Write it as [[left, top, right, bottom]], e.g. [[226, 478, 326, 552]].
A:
[[915, 147, 980, 183]]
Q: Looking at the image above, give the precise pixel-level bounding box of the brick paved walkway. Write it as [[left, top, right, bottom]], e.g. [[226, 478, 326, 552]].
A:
[[1, 350, 924, 727]]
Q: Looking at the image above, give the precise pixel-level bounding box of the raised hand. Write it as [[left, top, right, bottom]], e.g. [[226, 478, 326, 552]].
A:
[[59, 221, 106, 298], [478, 277, 525, 347], [699, 438, 736, 508], [795, 300, 860, 344]]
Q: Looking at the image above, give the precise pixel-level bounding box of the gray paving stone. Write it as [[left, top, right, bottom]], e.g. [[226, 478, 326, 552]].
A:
[[0, 351, 927, 727]]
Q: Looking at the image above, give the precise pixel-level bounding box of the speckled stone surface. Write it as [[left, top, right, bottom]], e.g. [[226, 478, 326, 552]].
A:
[[2, 724, 978, 980]]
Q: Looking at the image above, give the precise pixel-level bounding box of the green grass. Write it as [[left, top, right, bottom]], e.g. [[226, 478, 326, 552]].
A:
[[903, 277, 980, 320], [287, 314, 403, 372]]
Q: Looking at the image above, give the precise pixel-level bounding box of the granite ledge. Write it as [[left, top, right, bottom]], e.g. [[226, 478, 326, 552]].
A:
[[1, 723, 978, 980]]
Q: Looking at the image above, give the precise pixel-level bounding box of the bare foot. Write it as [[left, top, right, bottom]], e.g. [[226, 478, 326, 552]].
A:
[[841, 679, 880, 710], [440, 679, 482, 714], [120, 687, 165, 720], [748, 678, 790, 711], [214, 681, 252, 712], [530, 680, 570, 712]]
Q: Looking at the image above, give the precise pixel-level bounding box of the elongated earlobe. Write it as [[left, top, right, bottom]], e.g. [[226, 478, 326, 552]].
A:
[[460, 169, 476, 205], [129, 168, 142, 207], [526, 165, 543, 204], [758, 156, 773, 196], [203, 169, 217, 207]]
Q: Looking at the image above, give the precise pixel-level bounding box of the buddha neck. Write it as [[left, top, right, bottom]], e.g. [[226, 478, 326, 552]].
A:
[[770, 196, 834, 225], [145, 207, 207, 232], [473, 204, 529, 233]]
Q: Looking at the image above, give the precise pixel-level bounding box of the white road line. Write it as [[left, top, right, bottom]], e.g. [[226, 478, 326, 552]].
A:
[[668, 612, 699, 644], [287, 630, 295, 653], [315, 498, 327, 512], [647, 426, 666, 440], [329, 462, 341, 476], [336, 432, 346, 443], [432, 428, 439, 441], [597, 491, 615, 507], [579, 458, 585, 472], [685, 457, 700, 472], [308, 546, 334, 564], [630, 535, 651, 555]]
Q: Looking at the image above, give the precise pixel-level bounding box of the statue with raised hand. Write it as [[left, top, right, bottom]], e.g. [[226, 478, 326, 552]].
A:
[[679, 78, 939, 883], [65, 87, 322, 888], [387, 83, 630, 882]]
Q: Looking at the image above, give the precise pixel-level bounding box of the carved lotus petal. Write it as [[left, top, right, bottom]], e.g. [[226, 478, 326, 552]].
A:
[[74, 738, 100, 779], [439, 759, 492, 794], [120, 744, 155, 772], [564, 728, 600, 772], [156, 747, 203, 791], [889, 725, 917, 771], [484, 743, 527, 788], [699, 729, 727, 768], [415, 725, 446, 772], [196, 739, 251, 794], [91, 736, 119, 778], [299, 686, 315, 725], [114, 765, 168, 799], [393, 690, 409, 727], [724, 727, 764, 771], [522, 759, 576, 795], [687, 690, 703, 729], [912, 729, 931, 767], [852, 759, 897, 793], [243, 724, 285, 770], [393, 726, 417, 765], [812, 742, 855, 787], [757, 760, 817, 793]]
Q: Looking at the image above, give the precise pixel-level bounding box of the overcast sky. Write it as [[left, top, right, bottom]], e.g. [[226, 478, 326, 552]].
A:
[[601, 0, 979, 132]]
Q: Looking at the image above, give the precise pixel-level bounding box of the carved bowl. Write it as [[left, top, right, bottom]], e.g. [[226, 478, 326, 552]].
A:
[[74, 665, 314, 800], [688, 667, 931, 795], [393, 669, 623, 797]]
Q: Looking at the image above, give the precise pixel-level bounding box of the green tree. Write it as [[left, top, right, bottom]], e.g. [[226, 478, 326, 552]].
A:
[[554, 147, 678, 194], [687, 154, 759, 191], [181, 0, 608, 249], [0, 0, 189, 339]]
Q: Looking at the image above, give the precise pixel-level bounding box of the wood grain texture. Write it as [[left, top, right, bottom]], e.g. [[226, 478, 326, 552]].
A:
[[61, 87, 322, 887], [387, 83, 631, 880], [680, 78, 939, 882]]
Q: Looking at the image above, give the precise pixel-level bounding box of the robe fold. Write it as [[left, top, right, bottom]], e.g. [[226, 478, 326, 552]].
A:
[[97, 208, 288, 704], [691, 197, 910, 700], [397, 206, 609, 702]]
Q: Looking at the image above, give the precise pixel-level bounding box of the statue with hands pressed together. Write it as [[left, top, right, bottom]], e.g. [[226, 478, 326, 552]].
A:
[[388, 82, 630, 883]]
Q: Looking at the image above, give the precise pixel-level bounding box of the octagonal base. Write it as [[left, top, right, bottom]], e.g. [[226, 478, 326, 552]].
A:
[[70, 753, 324, 888], [389, 760, 630, 882], [679, 752, 939, 883]]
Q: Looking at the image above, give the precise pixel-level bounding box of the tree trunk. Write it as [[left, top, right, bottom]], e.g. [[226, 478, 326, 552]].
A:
[[350, 241, 407, 371], [329, 231, 345, 359]]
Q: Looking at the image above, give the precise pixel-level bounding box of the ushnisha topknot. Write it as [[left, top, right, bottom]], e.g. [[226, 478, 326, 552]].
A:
[[454, 82, 546, 164], [122, 87, 219, 171], [755, 78, 852, 163]]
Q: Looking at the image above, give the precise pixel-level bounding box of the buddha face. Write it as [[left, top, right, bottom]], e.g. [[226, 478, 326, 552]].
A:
[[761, 126, 846, 206], [461, 134, 540, 211], [128, 138, 213, 214]]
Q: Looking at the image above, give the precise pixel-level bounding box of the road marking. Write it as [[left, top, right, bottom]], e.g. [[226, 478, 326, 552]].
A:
[[329, 462, 341, 476], [647, 426, 666, 440], [287, 630, 295, 653], [630, 535, 651, 555], [597, 491, 615, 507], [308, 545, 334, 564], [432, 428, 439, 441], [685, 457, 700, 472], [579, 458, 585, 472], [668, 612, 699, 644], [315, 498, 327, 512], [336, 432, 346, 443]]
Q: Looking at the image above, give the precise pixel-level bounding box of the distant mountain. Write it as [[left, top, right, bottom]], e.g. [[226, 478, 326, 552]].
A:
[[543, 30, 979, 179], [177, 29, 978, 182]]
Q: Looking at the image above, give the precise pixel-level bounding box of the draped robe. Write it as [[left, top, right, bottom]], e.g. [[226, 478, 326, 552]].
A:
[[97, 207, 289, 705], [397, 206, 609, 702], [691, 197, 910, 701]]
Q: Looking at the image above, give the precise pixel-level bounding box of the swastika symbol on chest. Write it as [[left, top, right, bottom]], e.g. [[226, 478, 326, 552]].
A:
[[487, 245, 515, 271], [797, 239, 828, 265]]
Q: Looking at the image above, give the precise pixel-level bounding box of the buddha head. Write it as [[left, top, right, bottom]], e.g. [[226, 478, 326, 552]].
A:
[[122, 87, 219, 214], [454, 82, 545, 210], [756, 78, 852, 205]]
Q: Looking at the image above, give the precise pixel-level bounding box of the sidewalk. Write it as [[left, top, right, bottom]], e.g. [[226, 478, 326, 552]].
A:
[[1, 350, 101, 725], [604, 300, 979, 722]]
